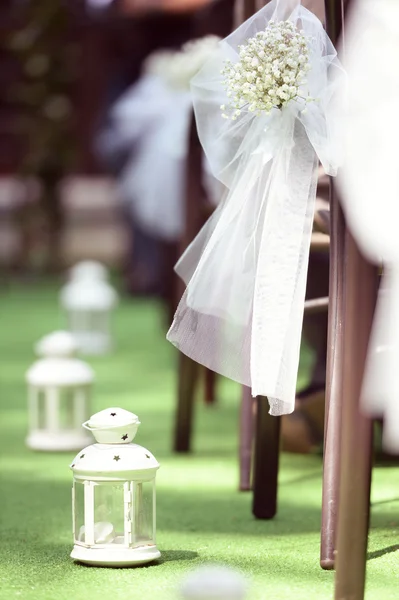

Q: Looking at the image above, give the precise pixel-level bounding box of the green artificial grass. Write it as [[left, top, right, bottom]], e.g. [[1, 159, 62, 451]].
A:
[[0, 281, 398, 600]]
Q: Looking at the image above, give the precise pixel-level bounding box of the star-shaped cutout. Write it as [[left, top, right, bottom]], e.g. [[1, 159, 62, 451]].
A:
[[80, 454, 85, 459], [113, 455, 121, 462], [121, 434, 128, 441], [110, 412, 117, 417]]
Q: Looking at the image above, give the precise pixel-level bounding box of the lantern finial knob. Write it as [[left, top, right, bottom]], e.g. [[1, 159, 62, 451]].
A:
[[83, 408, 140, 444]]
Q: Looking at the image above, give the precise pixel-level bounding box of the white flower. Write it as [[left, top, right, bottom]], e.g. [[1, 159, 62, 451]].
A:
[[220, 20, 313, 119]]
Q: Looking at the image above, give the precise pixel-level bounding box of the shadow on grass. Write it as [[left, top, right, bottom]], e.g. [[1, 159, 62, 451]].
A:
[[157, 550, 199, 564], [371, 497, 399, 507], [367, 544, 399, 561], [279, 470, 321, 486], [73, 550, 198, 570]]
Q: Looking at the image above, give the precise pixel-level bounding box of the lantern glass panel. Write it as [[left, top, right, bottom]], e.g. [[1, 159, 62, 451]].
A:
[[59, 389, 75, 429], [134, 481, 154, 546], [74, 481, 85, 543], [91, 311, 105, 332], [69, 310, 87, 333], [94, 483, 125, 545], [37, 390, 46, 429]]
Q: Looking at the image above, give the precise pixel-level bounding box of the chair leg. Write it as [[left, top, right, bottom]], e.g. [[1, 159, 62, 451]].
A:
[[320, 0, 354, 571], [173, 353, 200, 452], [204, 368, 217, 404], [334, 234, 377, 600], [320, 196, 346, 570], [239, 386, 255, 491], [252, 396, 281, 519]]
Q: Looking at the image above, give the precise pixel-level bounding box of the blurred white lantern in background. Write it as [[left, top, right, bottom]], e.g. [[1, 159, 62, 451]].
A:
[[70, 408, 160, 567], [25, 331, 94, 451], [60, 261, 118, 355], [180, 565, 248, 600]]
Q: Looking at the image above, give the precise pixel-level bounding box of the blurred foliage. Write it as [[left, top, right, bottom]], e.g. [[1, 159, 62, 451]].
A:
[[6, 0, 81, 177]]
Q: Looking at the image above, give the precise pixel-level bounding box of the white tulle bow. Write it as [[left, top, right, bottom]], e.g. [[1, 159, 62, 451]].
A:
[[167, 0, 343, 415]]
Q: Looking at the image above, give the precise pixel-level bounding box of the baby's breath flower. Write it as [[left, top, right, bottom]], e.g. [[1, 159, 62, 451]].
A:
[[220, 20, 313, 119]]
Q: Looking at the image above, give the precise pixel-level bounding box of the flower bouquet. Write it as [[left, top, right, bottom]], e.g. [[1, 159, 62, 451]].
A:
[[167, 0, 343, 415]]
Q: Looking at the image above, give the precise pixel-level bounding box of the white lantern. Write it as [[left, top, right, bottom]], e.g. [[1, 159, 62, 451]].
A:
[[180, 565, 248, 600], [60, 260, 118, 355], [70, 408, 161, 567], [25, 331, 94, 451]]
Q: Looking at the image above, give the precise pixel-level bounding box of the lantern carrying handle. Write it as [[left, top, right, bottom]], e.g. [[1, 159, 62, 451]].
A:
[[82, 420, 141, 431]]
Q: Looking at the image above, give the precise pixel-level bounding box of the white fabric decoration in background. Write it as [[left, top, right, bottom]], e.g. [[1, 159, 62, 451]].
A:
[[167, 0, 343, 415], [337, 0, 399, 453], [111, 37, 222, 242]]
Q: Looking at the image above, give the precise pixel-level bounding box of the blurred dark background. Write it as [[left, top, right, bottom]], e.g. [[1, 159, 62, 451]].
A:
[[0, 0, 233, 288]]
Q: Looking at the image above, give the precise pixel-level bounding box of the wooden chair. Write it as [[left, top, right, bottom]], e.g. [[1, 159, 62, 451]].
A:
[[252, 10, 381, 596], [251, 0, 352, 561], [174, 113, 331, 482], [325, 1, 381, 597], [240, 192, 330, 492], [174, 5, 384, 597], [173, 111, 219, 452], [173, 0, 332, 492], [172, 0, 234, 453], [250, 213, 330, 504]]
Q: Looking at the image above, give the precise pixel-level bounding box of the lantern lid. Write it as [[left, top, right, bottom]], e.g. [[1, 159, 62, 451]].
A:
[[70, 442, 159, 477], [87, 407, 139, 430], [83, 407, 140, 444], [60, 280, 118, 311], [35, 331, 79, 357], [26, 357, 94, 386]]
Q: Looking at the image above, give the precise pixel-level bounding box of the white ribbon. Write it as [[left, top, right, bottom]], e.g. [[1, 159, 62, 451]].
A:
[[112, 74, 192, 241], [112, 72, 224, 241], [167, 0, 343, 415]]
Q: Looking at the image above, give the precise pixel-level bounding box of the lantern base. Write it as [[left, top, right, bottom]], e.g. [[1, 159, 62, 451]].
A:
[[26, 430, 93, 452], [70, 543, 161, 567]]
